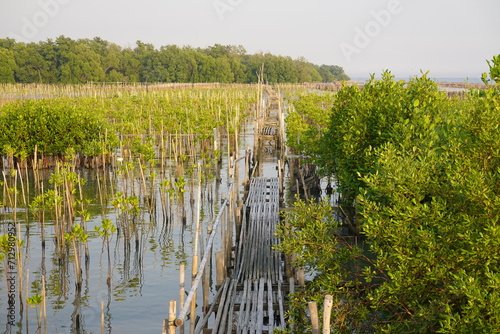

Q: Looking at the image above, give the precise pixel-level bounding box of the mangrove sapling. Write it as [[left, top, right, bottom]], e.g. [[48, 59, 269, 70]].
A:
[[0, 234, 15, 279], [64, 224, 89, 291], [27, 293, 43, 332], [30, 189, 62, 250], [75, 173, 91, 264], [111, 193, 141, 249], [1, 170, 14, 212], [174, 176, 187, 224], [95, 219, 117, 286], [12, 170, 27, 313]]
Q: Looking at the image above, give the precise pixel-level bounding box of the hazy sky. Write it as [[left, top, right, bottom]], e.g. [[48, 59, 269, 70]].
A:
[[1, 0, 499, 78]]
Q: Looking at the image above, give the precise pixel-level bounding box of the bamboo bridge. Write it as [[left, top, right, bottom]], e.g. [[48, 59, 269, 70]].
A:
[[163, 87, 295, 333]]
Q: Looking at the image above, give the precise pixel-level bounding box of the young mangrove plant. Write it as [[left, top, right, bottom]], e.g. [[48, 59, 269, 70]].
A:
[[64, 224, 89, 291], [95, 218, 117, 286], [27, 293, 43, 332]]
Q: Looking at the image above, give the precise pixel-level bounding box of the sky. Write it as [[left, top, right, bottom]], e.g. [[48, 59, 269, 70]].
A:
[[1, 0, 499, 79]]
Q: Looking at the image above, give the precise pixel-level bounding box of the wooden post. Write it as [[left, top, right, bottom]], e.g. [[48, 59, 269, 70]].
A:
[[202, 263, 210, 316], [289, 277, 295, 333], [162, 319, 168, 334], [179, 263, 185, 334], [216, 251, 225, 286], [213, 128, 218, 152], [189, 255, 198, 334], [168, 300, 177, 334], [289, 158, 296, 190], [308, 301, 320, 334], [323, 295, 333, 334], [278, 159, 283, 195], [244, 149, 251, 185], [299, 163, 309, 201], [297, 267, 305, 286], [189, 166, 202, 334], [229, 154, 234, 179]]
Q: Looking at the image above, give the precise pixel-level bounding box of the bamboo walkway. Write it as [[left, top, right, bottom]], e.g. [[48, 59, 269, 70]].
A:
[[209, 177, 285, 333], [207, 87, 288, 333], [167, 87, 289, 334]]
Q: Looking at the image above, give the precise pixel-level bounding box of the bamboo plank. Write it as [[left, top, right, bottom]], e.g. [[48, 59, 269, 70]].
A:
[[278, 281, 286, 330], [256, 278, 265, 333], [237, 280, 251, 333], [212, 278, 231, 332], [217, 279, 237, 334], [267, 279, 273, 330]]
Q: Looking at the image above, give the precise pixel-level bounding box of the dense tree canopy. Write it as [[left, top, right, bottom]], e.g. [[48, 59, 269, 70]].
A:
[[279, 60, 500, 333], [0, 36, 349, 84]]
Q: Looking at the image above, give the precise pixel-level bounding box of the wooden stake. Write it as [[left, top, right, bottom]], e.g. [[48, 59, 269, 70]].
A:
[[169, 300, 177, 334], [298, 267, 305, 286], [179, 263, 185, 334], [308, 301, 320, 334], [216, 251, 225, 286], [190, 255, 198, 334], [323, 295, 333, 334]]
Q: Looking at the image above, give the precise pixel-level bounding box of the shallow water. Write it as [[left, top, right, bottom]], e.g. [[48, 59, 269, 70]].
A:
[[0, 125, 269, 333]]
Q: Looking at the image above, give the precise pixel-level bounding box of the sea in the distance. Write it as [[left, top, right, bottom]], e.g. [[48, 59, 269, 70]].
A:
[[350, 76, 483, 84]]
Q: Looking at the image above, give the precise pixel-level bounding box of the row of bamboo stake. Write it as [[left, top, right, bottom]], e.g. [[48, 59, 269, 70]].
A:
[[162, 154, 242, 333], [309, 295, 334, 334], [163, 84, 291, 333]]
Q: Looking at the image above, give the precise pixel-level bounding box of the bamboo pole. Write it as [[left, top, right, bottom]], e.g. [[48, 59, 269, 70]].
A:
[[189, 166, 202, 334], [189, 263, 198, 330], [202, 269, 210, 313], [323, 295, 333, 334], [298, 267, 305, 286], [194, 280, 227, 334], [308, 301, 320, 334], [216, 251, 225, 286], [162, 320, 168, 334], [168, 300, 177, 334], [175, 185, 234, 328], [179, 263, 185, 334]]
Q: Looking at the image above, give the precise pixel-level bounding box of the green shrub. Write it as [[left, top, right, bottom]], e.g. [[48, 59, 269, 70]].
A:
[[0, 98, 116, 158]]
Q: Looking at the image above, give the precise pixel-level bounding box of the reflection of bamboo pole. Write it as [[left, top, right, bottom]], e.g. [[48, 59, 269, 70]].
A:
[[26, 270, 29, 332], [101, 301, 105, 334], [42, 275, 47, 334]]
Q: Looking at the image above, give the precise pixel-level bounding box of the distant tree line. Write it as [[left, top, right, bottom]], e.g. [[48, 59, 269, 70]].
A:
[[0, 36, 349, 84]]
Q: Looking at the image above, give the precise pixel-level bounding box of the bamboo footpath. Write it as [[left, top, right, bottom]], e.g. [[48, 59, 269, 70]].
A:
[[164, 86, 293, 333]]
